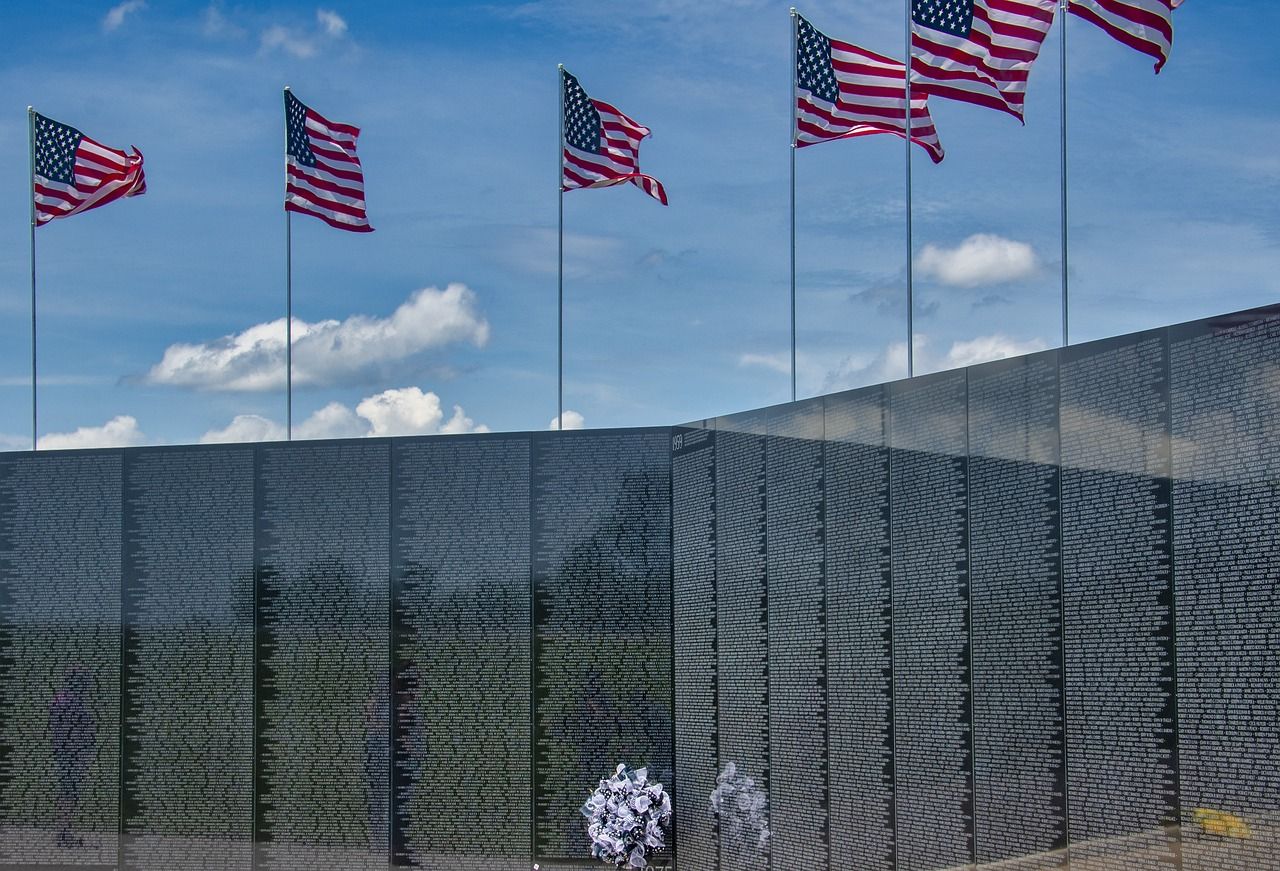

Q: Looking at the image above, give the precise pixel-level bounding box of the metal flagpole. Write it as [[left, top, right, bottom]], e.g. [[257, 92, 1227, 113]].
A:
[[284, 86, 293, 440], [904, 0, 915, 378], [790, 8, 798, 403], [27, 107, 37, 451], [286, 211, 293, 440], [1059, 0, 1070, 347], [557, 64, 565, 431]]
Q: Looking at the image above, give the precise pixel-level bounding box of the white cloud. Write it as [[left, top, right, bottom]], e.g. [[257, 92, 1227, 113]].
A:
[[316, 9, 348, 36], [296, 401, 366, 439], [943, 334, 1048, 369], [260, 25, 317, 58], [199, 388, 488, 444], [737, 352, 790, 376], [358, 387, 447, 437], [103, 0, 146, 32], [823, 333, 1049, 393], [0, 433, 30, 452], [440, 405, 487, 435], [199, 414, 284, 444], [915, 234, 1039, 288], [824, 343, 911, 393], [549, 410, 585, 430], [261, 7, 351, 57], [146, 284, 490, 392], [39, 416, 146, 451]]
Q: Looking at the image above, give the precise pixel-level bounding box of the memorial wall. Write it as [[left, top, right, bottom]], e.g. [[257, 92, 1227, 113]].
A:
[[0, 304, 1277, 870], [671, 303, 1280, 871], [0, 429, 673, 871]]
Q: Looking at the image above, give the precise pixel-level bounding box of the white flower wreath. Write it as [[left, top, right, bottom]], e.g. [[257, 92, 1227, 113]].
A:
[[581, 763, 673, 868]]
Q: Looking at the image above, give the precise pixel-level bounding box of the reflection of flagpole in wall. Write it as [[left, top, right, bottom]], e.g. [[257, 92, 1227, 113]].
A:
[[789, 8, 798, 403], [904, 0, 915, 379], [1059, 0, 1070, 347], [27, 107, 37, 451], [557, 64, 565, 431]]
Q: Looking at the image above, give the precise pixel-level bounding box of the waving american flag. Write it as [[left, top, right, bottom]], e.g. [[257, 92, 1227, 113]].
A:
[[1068, 0, 1182, 73], [795, 13, 944, 163], [561, 69, 667, 206], [285, 90, 372, 232], [31, 112, 145, 226], [910, 0, 1057, 121]]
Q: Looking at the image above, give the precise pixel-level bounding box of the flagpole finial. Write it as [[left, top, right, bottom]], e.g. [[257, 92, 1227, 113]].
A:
[[284, 85, 291, 93], [557, 63, 564, 70], [790, 7, 797, 15], [27, 106, 34, 114]]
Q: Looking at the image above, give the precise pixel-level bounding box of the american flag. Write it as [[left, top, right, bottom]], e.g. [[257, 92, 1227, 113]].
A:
[[1068, 0, 1179, 73], [910, 0, 1057, 121], [561, 69, 668, 206], [32, 113, 145, 227], [795, 14, 944, 164], [285, 90, 372, 232]]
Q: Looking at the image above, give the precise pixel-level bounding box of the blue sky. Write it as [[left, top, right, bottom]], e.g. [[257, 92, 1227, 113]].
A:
[[0, 0, 1275, 449]]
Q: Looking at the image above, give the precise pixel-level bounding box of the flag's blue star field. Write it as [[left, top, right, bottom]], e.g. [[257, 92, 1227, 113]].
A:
[[913, 0, 975, 38], [285, 91, 316, 167], [796, 15, 839, 103], [562, 70, 602, 154], [33, 114, 82, 185]]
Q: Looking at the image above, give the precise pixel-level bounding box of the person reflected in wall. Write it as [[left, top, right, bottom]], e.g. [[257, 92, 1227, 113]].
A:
[[630, 688, 673, 788], [49, 664, 96, 850], [576, 669, 623, 772]]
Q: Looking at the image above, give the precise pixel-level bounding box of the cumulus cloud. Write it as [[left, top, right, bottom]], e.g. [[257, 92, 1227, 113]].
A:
[[199, 414, 284, 444], [357, 387, 491, 437], [439, 405, 486, 434], [199, 387, 488, 444], [823, 333, 1049, 393], [550, 410, 586, 430], [915, 234, 1039, 288], [146, 284, 490, 392], [296, 401, 365, 439], [39, 416, 146, 451], [944, 334, 1048, 369], [103, 0, 146, 32]]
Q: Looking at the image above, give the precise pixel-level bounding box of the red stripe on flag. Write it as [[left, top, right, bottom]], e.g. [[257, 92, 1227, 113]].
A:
[[286, 201, 374, 232], [910, 0, 1056, 120], [561, 73, 667, 205], [1068, 0, 1174, 72], [286, 94, 373, 231], [33, 127, 145, 227], [796, 18, 945, 162]]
